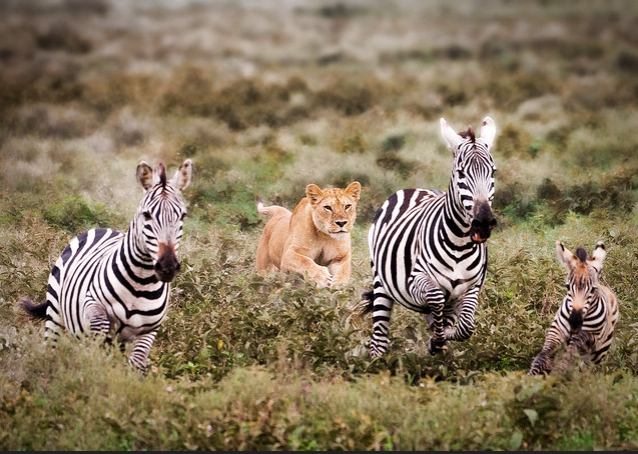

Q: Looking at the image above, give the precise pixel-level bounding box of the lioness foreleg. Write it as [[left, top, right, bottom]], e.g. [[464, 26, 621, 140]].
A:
[[281, 248, 332, 288], [328, 255, 351, 286]]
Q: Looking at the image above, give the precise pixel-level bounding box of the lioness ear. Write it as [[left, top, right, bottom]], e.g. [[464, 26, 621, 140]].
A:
[[306, 184, 323, 205], [345, 181, 361, 202], [136, 161, 154, 191]]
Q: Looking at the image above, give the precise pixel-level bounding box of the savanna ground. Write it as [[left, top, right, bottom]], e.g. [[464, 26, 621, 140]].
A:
[[1, 0, 638, 450]]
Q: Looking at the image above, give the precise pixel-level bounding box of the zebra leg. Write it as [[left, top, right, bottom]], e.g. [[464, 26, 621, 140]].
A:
[[528, 319, 569, 375], [409, 274, 446, 355], [44, 301, 63, 347], [369, 283, 395, 358], [444, 289, 479, 342], [84, 300, 111, 338], [555, 331, 596, 374], [128, 330, 157, 374]]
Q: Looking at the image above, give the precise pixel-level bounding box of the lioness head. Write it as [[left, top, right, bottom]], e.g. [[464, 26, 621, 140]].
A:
[[306, 181, 361, 239]]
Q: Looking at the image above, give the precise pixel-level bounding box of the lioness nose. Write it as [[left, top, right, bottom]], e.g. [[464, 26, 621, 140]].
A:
[[336, 221, 347, 228]]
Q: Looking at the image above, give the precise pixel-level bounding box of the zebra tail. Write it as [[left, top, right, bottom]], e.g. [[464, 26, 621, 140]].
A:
[[348, 290, 374, 320], [19, 297, 48, 320]]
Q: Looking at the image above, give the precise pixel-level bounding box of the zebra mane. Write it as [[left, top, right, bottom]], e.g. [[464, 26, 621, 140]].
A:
[[158, 162, 167, 188], [575, 247, 588, 262], [458, 126, 475, 143]]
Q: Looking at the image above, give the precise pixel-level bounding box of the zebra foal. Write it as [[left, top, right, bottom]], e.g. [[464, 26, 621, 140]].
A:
[[528, 241, 618, 375], [20, 159, 193, 373], [362, 116, 498, 357]]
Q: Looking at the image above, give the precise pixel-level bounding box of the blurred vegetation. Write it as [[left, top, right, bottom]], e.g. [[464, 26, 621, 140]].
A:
[[2, 0, 638, 450]]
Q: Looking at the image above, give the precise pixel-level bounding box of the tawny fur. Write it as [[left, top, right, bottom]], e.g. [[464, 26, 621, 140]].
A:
[[255, 182, 361, 288]]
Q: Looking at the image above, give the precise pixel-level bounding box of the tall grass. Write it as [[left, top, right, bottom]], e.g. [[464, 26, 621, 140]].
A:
[[2, 0, 638, 450]]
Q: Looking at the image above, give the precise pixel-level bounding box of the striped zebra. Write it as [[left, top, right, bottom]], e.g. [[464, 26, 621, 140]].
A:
[[20, 159, 193, 373], [528, 241, 618, 375], [361, 117, 498, 357]]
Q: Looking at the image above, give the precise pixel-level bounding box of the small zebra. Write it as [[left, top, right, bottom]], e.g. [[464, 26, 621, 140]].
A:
[[361, 117, 498, 357], [528, 241, 618, 375], [20, 159, 193, 373]]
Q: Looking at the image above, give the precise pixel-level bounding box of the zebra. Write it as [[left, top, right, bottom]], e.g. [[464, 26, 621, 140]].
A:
[[20, 159, 193, 373], [528, 241, 618, 375], [360, 116, 498, 357]]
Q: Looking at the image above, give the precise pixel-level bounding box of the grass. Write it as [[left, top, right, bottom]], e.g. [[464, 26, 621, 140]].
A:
[[2, 0, 638, 450]]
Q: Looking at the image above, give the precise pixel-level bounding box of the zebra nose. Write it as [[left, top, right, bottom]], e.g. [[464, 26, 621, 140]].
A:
[[155, 243, 180, 282], [336, 220, 347, 228], [569, 308, 584, 333]]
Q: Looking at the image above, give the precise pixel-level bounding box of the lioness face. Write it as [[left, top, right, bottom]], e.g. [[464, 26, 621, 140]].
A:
[[306, 181, 361, 239]]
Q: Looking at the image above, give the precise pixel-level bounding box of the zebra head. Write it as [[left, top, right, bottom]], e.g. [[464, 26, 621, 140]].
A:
[[135, 159, 193, 283], [556, 241, 607, 333], [441, 116, 497, 243]]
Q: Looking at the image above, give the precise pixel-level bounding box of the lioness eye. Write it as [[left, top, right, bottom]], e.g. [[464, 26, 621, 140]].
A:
[[345, 204, 351, 210], [324, 206, 333, 212]]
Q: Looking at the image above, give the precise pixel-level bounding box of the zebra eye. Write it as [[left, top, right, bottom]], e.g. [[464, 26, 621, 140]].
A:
[[180, 212, 187, 221], [456, 169, 466, 179], [143, 211, 152, 221], [324, 206, 333, 212]]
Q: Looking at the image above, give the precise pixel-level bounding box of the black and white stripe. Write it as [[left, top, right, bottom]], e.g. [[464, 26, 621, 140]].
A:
[[363, 117, 497, 357], [528, 241, 618, 375], [21, 159, 193, 373]]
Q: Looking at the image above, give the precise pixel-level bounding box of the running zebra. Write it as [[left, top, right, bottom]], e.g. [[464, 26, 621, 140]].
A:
[[361, 116, 498, 357], [528, 241, 618, 375], [20, 159, 193, 373]]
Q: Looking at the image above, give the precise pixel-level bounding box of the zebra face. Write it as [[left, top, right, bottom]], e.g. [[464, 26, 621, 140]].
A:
[[441, 117, 497, 243], [556, 241, 606, 333], [136, 159, 193, 283]]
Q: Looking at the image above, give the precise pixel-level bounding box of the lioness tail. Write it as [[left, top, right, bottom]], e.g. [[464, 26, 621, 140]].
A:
[[255, 195, 289, 217]]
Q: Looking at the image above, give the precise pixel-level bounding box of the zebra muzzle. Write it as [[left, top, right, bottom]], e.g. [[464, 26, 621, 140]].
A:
[[568, 308, 584, 333], [470, 202, 497, 243], [155, 242, 181, 282]]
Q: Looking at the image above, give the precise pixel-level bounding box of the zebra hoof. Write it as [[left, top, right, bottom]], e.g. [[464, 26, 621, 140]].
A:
[[428, 338, 446, 355]]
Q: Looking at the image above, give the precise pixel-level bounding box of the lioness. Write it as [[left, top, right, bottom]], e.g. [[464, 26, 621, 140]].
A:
[[255, 181, 361, 288]]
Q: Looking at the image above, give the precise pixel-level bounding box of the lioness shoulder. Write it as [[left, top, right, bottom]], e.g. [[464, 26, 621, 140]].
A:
[[255, 181, 361, 288]]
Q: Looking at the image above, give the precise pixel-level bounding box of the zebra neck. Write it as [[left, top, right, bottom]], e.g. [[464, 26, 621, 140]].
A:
[[442, 183, 473, 245], [121, 224, 160, 283]]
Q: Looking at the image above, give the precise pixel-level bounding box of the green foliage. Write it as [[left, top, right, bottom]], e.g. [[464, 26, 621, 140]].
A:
[[43, 195, 123, 235]]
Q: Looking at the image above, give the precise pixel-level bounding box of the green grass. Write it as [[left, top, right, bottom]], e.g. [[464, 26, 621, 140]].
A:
[[2, 0, 638, 450]]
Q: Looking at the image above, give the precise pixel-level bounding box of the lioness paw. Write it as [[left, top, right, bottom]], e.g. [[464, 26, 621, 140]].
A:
[[310, 266, 332, 288]]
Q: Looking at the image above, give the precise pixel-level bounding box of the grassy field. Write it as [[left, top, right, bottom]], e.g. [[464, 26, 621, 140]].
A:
[[2, 0, 638, 450]]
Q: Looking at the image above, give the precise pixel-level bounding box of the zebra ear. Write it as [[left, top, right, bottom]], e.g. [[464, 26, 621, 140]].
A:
[[556, 240, 576, 269], [170, 159, 193, 191], [306, 184, 324, 205], [440, 117, 463, 151], [136, 161, 154, 190], [590, 241, 606, 272], [480, 116, 496, 149]]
